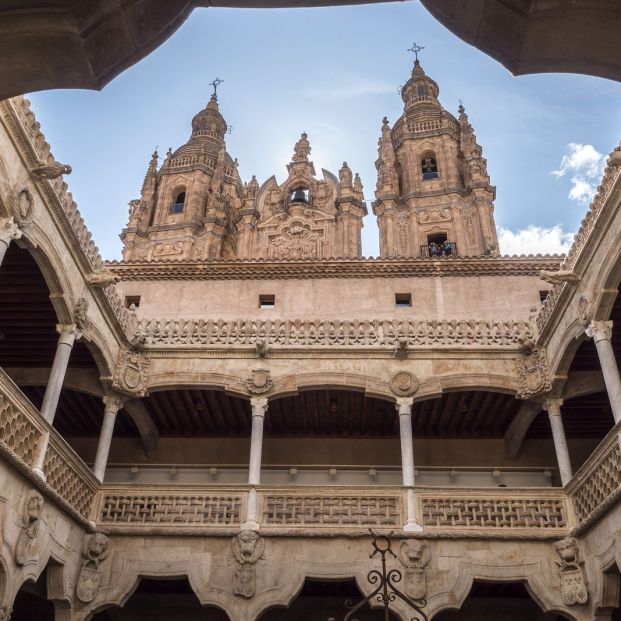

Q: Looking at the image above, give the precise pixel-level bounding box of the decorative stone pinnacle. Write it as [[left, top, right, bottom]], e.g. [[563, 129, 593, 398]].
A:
[[585, 320, 613, 343]]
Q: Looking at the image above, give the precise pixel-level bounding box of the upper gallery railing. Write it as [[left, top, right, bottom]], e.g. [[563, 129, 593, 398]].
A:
[[134, 318, 535, 348], [0, 368, 98, 523]]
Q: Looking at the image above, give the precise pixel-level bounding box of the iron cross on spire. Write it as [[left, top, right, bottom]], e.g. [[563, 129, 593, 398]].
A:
[[407, 42, 425, 62], [209, 77, 224, 96]]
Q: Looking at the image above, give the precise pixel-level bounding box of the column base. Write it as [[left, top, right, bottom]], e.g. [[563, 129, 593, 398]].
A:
[[32, 467, 46, 481], [241, 521, 261, 531], [403, 520, 423, 532]]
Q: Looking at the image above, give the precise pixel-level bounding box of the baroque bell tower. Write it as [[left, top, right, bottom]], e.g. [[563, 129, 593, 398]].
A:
[[373, 49, 499, 258]]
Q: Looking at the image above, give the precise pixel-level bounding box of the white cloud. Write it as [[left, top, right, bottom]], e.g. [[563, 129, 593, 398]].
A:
[[304, 73, 393, 100], [551, 143, 606, 203], [498, 225, 574, 256]]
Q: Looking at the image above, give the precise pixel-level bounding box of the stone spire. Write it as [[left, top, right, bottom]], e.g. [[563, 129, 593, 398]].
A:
[[141, 150, 158, 193], [458, 103, 490, 186], [375, 117, 398, 195]]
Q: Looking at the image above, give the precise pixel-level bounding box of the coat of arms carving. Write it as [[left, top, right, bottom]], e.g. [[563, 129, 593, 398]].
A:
[[516, 347, 551, 399], [389, 371, 419, 397], [112, 347, 149, 397], [75, 533, 111, 603], [246, 369, 273, 395], [399, 540, 431, 600], [231, 531, 265, 598], [554, 537, 588, 606]]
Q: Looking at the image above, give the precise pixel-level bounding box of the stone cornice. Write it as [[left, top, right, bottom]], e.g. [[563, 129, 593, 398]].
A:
[[107, 255, 562, 281]]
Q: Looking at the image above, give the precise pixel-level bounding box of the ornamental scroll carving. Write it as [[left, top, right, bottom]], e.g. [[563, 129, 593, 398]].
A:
[[231, 531, 264, 598], [399, 541, 431, 600], [554, 537, 588, 606], [135, 318, 535, 349], [75, 533, 111, 603], [14, 490, 44, 566], [112, 347, 149, 397], [390, 371, 419, 397], [516, 347, 551, 399]]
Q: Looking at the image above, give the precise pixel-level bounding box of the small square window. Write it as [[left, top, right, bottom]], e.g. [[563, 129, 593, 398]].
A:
[[259, 294, 275, 309], [539, 290, 549, 303], [395, 293, 412, 308], [124, 295, 141, 309]]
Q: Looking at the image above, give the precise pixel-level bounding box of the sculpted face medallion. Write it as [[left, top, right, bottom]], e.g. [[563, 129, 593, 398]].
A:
[[389, 371, 419, 397]]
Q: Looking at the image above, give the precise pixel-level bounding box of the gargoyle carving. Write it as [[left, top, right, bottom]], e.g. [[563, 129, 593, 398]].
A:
[[554, 537, 588, 606], [31, 160, 72, 179], [87, 269, 120, 287], [75, 533, 111, 603], [539, 270, 580, 285]]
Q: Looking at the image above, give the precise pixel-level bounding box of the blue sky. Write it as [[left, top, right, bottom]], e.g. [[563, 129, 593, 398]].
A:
[[27, 2, 621, 259]]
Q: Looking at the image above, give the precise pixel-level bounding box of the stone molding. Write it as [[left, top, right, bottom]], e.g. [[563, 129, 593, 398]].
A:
[[135, 318, 535, 349], [107, 255, 562, 280]]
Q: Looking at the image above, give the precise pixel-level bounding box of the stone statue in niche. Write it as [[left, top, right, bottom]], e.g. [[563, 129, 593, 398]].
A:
[[15, 490, 44, 566], [399, 540, 431, 600], [339, 162, 353, 188], [554, 537, 588, 606], [231, 530, 265, 598], [75, 533, 111, 603]]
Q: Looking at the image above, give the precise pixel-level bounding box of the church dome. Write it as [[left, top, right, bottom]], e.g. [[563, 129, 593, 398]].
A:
[[400, 61, 440, 110]]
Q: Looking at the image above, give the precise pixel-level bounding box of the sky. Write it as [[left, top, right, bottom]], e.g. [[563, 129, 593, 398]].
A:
[[26, 1, 621, 260]]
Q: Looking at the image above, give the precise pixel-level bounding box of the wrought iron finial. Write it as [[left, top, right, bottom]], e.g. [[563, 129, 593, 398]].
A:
[[341, 530, 427, 621], [407, 43, 425, 62], [209, 77, 224, 97]]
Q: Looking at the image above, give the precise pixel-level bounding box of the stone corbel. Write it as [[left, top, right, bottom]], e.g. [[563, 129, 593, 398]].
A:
[[394, 338, 409, 360]]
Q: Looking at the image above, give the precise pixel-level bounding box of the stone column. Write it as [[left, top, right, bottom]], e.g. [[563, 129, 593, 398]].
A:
[[33, 324, 80, 478], [243, 397, 268, 530], [586, 320, 621, 424], [397, 397, 422, 532], [93, 393, 125, 482], [0, 216, 22, 266], [544, 399, 573, 486]]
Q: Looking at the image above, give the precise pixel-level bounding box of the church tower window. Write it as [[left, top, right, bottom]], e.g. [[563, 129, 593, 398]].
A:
[[421, 155, 439, 180], [171, 190, 186, 214]]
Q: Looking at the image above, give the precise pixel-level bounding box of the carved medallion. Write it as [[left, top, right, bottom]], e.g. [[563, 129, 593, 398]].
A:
[[246, 369, 273, 396], [231, 531, 265, 598], [516, 348, 551, 399], [554, 538, 588, 606], [390, 371, 419, 397], [399, 541, 430, 600], [112, 347, 149, 397], [76, 533, 111, 603], [15, 490, 44, 566]]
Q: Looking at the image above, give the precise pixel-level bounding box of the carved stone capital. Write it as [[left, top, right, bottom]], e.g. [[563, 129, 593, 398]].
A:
[[516, 347, 551, 399], [103, 391, 126, 414], [246, 369, 273, 396], [250, 397, 269, 417], [395, 397, 414, 416], [585, 320, 613, 343], [56, 323, 82, 345], [112, 347, 150, 397], [0, 216, 22, 245], [390, 371, 419, 397], [543, 398, 564, 415]]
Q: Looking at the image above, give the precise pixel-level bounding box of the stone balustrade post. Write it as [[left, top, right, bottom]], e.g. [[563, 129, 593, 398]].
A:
[[243, 397, 268, 530], [0, 216, 22, 266], [93, 392, 126, 482], [544, 398, 573, 486], [397, 397, 422, 532], [33, 324, 80, 478], [585, 320, 621, 424]]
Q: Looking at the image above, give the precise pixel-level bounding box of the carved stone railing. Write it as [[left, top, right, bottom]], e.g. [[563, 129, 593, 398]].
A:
[[96, 486, 244, 528], [0, 368, 98, 521], [135, 318, 535, 348], [535, 143, 621, 335], [261, 489, 402, 528], [0, 368, 46, 468], [8, 97, 134, 341], [418, 488, 569, 530], [567, 422, 621, 531]]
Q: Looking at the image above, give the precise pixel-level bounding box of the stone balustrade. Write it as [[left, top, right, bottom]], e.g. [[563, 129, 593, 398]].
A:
[[134, 318, 535, 348], [567, 421, 621, 531]]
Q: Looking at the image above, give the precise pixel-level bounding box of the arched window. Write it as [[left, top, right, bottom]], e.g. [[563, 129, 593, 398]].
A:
[[417, 85, 429, 98], [171, 190, 186, 214], [421, 156, 439, 180]]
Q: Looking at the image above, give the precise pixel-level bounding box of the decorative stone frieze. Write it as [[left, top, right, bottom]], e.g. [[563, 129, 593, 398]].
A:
[[516, 347, 551, 399], [14, 489, 44, 566], [245, 369, 273, 396], [231, 530, 264, 598], [112, 347, 150, 397], [554, 537, 588, 606], [389, 371, 419, 397], [76, 533, 111, 603], [399, 540, 431, 600], [134, 318, 535, 349]]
